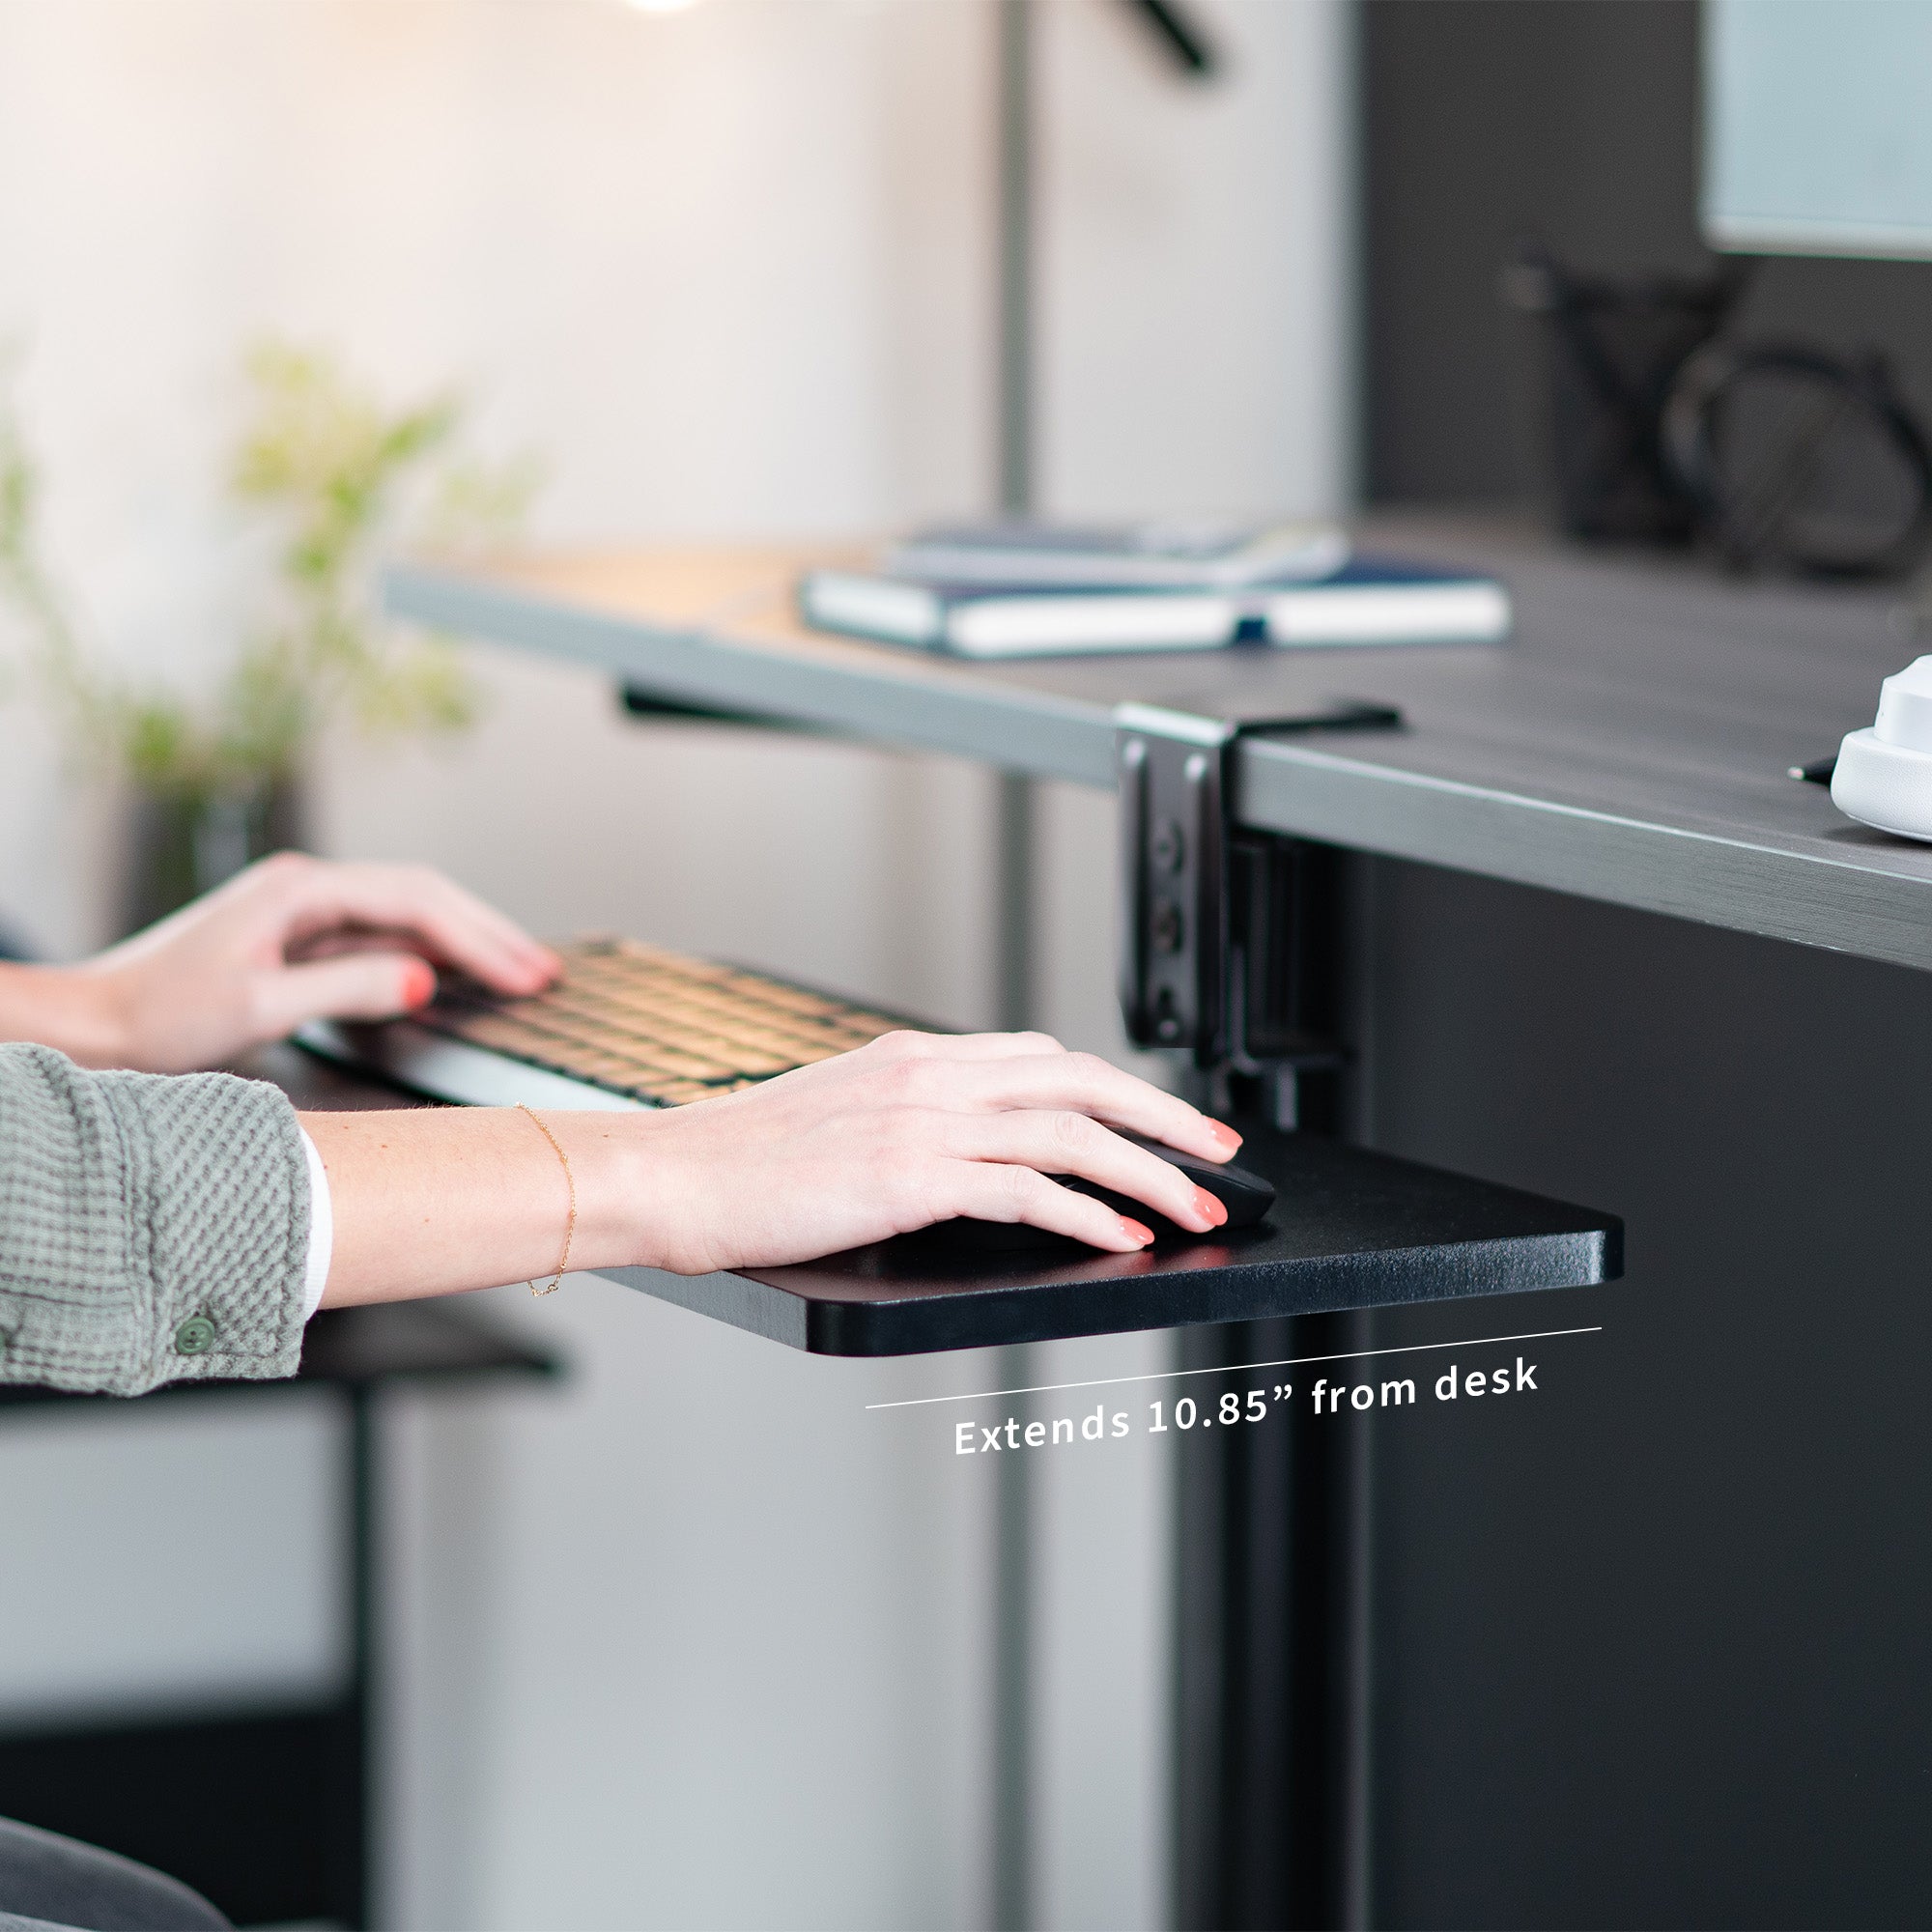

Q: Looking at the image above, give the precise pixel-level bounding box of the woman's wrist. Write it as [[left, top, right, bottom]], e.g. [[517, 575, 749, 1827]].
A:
[[0, 962, 130, 1067], [304, 1103, 685, 1307], [547, 1110, 678, 1275]]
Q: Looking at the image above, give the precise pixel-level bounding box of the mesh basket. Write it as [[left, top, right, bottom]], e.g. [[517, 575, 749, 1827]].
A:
[[1503, 242, 1750, 544]]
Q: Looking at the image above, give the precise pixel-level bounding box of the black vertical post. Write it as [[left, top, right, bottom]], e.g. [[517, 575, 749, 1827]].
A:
[[1174, 1323, 1375, 1932], [1174, 844, 1376, 1929]]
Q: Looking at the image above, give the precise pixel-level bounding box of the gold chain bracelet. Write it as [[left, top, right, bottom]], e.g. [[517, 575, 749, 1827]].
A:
[[517, 1103, 577, 1296]]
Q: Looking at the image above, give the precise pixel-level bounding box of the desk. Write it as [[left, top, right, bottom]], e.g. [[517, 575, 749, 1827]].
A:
[[390, 518, 1932, 1926], [391, 515, 1932, 967]]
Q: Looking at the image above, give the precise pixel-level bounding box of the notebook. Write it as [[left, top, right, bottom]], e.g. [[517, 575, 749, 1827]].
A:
[[798, 554, 1513, 659]]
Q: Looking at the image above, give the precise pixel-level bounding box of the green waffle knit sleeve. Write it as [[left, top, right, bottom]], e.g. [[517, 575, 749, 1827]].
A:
[[0, 1043, 313, 1395]]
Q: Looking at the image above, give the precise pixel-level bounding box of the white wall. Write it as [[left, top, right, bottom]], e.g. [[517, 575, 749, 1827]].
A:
[[1039, 0, 1355, 520], [0, 2, 1351, 1925], [1029, 9, 1353, 1920]]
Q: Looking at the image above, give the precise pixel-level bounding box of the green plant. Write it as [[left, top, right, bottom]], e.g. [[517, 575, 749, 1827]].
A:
[[0, 341, 534, 803]]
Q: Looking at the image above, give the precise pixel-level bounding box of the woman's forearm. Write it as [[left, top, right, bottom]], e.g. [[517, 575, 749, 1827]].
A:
[[301, 1034, 1242, 1306], [0, 962, 124, 1065], [300, 1106, 659, 1306]]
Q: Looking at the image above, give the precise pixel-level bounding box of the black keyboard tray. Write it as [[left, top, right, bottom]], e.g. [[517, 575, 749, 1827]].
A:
[[603, 1121, 1622, 1356]]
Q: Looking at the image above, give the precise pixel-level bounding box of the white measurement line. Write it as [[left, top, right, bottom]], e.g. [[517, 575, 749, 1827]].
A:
[[864, 1324, 1604, 1411]]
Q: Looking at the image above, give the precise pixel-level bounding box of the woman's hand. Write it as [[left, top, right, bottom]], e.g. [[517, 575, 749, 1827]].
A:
[[620, 1028, 1243, 1270], [5, 852, 558, 1074], [308, 1028, 1245, 1307]]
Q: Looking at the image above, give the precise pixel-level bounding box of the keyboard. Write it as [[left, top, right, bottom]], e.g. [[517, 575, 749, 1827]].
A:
[[296, 935, 914, 1112]]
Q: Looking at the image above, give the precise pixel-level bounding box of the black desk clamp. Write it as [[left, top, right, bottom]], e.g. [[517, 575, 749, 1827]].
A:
[[1116, 699, 1401, 1121]]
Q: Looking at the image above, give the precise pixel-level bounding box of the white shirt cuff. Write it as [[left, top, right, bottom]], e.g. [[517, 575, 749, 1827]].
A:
[[298, 1126, 334, 1321]]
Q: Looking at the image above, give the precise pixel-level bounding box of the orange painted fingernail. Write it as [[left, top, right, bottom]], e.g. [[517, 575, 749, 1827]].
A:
[[1207, 1121, 1243, 1152], [1120, 1217, 1155, 1246], [401, 959, 437, 1009], [1194, 1187, 1228, 1227]]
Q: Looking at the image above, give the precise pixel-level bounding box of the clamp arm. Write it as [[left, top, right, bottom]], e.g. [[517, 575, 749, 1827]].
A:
[[1115, 698, 1401, 1081]]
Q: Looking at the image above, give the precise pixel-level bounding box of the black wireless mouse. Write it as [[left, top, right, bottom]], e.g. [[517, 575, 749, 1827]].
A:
[[926, 1128, 1276, 1252]]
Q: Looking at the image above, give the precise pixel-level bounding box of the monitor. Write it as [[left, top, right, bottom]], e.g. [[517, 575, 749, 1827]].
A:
[[1703, 0, 1932, 259]]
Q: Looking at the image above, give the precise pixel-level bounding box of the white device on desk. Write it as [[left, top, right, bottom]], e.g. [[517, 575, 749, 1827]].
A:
[[1831, 656, 1932, 839]]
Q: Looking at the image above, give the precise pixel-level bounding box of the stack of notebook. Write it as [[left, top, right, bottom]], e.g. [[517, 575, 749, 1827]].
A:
[[798, 519, 1512, 659]]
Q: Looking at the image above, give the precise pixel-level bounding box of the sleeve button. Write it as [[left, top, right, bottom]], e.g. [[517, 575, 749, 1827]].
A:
[[174, 1315, 217, 1357]]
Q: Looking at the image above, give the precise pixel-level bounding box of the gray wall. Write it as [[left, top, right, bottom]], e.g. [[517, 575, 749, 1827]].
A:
[[1361, 0, 1932, 507], [1345, 14, 1932, 1912]]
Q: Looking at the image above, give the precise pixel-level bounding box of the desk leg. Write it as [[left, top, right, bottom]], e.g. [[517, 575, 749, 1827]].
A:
[[992, 1346, 1035, 1932], [991, 771, 1037, 1929], [995, 772, 1036, 1033], [1173, 1316, 1374, 1931], [1176, 849, 1375, 1929], [993, 0, 1037, 1885], [326, 1389, 379, 1930]]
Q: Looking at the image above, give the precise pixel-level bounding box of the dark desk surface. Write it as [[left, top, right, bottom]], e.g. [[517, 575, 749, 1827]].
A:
[[389, 515, 1932, 973]]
